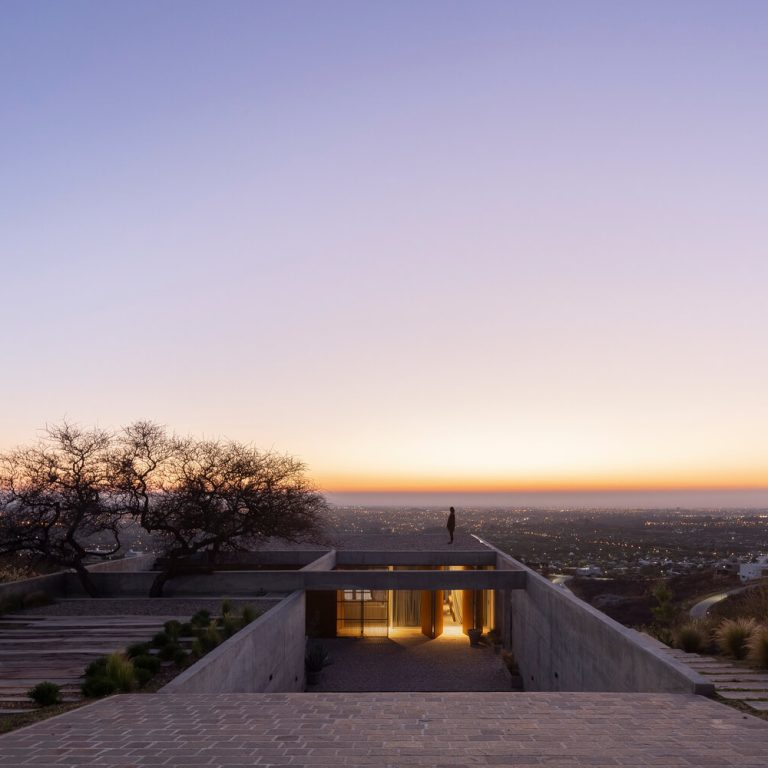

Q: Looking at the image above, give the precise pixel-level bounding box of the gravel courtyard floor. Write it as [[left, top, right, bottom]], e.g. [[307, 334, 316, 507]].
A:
[[311, 631, 514, 692]]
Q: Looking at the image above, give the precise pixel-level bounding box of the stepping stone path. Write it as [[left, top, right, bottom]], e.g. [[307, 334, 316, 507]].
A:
[[664, 648, 768, 713], [0, 614, 183, 716]]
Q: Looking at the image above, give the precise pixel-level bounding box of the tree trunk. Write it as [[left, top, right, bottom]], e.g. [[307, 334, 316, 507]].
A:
[[73, 561, 99, 598], [149, 570, 171, 598]]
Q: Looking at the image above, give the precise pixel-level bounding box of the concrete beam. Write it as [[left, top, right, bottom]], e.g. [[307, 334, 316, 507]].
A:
[[335, 550, 497, 567], [301, 569, 526, 591], [66, 568, 527, 597], [300, 551, 337, 571]]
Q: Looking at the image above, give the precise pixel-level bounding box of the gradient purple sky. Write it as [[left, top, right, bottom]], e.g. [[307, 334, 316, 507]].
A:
[[2, 2, 767, 504]]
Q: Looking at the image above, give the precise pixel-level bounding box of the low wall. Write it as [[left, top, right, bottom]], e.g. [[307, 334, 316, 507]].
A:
[[86, 554, 156, 573], [480, 538, 714, 695], [160, 591, 306, 693], [0, 572, 67, 603], [1, 554, 156, 603]]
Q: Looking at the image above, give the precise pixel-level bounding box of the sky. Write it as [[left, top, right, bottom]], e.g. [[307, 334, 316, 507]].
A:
[[2, 1, 768, 505]]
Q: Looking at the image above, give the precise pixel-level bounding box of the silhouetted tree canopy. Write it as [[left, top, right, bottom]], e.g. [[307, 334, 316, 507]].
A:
[[1, 421, 328, 597], [0, 423, 120, 596], [114, 422, 327, 595]]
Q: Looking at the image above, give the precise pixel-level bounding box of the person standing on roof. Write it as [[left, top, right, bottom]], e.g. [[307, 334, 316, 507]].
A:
[[446, 506, 456, 544]]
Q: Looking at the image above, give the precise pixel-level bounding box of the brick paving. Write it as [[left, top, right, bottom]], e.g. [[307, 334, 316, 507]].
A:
[[0, 692, 766, 767]]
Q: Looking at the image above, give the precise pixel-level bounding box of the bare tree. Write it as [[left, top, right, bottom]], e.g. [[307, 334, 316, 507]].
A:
[[0, 423, 120, 596], [114, 425, 327, 596]]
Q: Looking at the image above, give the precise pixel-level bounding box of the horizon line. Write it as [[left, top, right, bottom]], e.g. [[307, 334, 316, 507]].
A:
[[322, 484, 768, 495]]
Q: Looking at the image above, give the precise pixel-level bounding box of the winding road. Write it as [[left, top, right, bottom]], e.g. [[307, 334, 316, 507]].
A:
[[689, 585, 747, 618]]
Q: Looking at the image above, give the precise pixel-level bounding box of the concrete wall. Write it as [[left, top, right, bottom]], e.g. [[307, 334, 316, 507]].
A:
[[481, 538, 714, 695], [86, 554, 156, 573], [0, 554, 156, 603], [160, 590, 306, 694], [0, 571, 67, 603], [66, 568, 526, 596]]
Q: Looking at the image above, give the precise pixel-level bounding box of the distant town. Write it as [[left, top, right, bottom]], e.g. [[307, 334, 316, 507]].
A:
[[323, 506, 768, 579]]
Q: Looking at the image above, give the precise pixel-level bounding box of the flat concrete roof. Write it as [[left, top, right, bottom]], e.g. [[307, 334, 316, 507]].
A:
[[258, 532, 490, 552], [2, 692, 766, 766]]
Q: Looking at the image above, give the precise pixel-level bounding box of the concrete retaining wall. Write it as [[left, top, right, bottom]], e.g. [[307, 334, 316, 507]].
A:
[[86, 554, 156, 573], [477, 537, 714, 695], [160, 591, 306, 693], [1, 554, 156, 603], [0, 571, 67, 603], [508, 568, 713, 694]]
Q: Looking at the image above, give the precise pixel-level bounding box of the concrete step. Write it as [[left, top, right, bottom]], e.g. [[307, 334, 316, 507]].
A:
[[717, 690, 768, 701], [717, 681, 768, 690], [0, 696, 80, 705]]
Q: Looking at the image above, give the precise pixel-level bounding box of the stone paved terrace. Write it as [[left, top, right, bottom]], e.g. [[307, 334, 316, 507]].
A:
[[1, 692, 768, 767]]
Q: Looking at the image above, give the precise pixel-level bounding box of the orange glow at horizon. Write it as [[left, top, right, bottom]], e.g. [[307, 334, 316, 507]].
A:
[[317, 470, 768, 495]]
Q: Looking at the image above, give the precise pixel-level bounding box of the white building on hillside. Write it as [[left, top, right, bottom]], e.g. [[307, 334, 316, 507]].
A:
[[739, 555, 768, 583]]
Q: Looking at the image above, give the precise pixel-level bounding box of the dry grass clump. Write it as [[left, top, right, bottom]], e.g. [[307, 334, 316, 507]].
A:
[[715, 618, 757, 660], [747, 626, 768, 669], [673, 620, 710, 653]]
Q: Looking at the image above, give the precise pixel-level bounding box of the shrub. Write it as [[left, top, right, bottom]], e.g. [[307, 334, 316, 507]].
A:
[[221, 599, 234, 616], [173, 647, 189, 666], [191, 609, 211, 627], [747, 626, 768, 669], [650, 581, 677, 627], [159, 643, 180, 661], [501, 650, 520, 675], [241, 606, 258, 625], [199, 621, 222, 652], [85, 657, 108, 678], [0, 594, 24, 615], [134, 667, 153, 687], [715, 618, 757, 660], [222, 614, 241, 638], [163, 620, 182, 639], [105, 652, 136, 692], [190, 638, 203, 658], [126, 642, 151, 659], [152, 631, 171, 648], [132, 654, 161, 674], [673, 621, 708, 653], [305, 642, 328, 672], [81, 676, 117, 698], [22, 590, 52, 609], [643, 624, 673, 647], [28, 681, 61, 707], [179, 622, 193, 636]]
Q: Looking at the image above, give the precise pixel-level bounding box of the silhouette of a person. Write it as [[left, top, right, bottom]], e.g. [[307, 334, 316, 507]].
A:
[[446, 506, 456, 544]]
